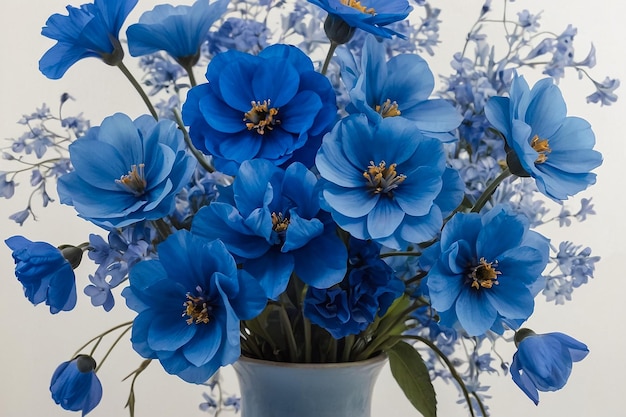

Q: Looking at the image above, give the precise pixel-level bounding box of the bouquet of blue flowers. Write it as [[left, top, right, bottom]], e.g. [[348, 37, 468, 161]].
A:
[[3, 0, 617, 416]]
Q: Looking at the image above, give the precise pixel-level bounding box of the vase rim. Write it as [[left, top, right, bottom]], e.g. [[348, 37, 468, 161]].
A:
[[236, 353, 387, 369]]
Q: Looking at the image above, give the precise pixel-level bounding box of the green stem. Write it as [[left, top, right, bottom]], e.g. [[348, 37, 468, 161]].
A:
[[356, 301, 420, 360], [181, 63, 197, 87], [304, 316, 312, 363], [72, 321, 134, 358], [117, 61, 158, 120], [152, 218, 173, 241], [399, 335, 479, 417], [277, 301, 298, 362], [172, 108, 214, 173], [328, 337, 338, 363], [342, 334, 355, 362], [470, 167, 512, 213], [95, 324, 133, 372], [321, 41, 339, 75]]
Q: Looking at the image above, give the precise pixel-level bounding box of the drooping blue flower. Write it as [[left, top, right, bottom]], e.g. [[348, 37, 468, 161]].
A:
[[50, 355, 103, 416], [39, 0, 138, 79], [339, 35, 462, 141], [182, 44, 337, 175], [191, 159, 347, 299], [5, 236, 78, 314], [511, 329, 588, 405], [122, 231, 267, 383], [127, 0, 229, 67], [57, 113, 197, 229], [425, 205, 550, 336], [306, 0, 413, 39], [316, 114, 464, 250], [485, 73, 603, 201], [304, 238, 404, 338]]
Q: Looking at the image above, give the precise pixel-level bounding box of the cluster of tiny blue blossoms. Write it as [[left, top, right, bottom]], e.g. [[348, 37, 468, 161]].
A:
[[3, 0, 616, 416]]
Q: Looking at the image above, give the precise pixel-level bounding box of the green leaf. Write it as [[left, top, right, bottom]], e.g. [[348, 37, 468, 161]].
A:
[[386, 340, 437, 417]]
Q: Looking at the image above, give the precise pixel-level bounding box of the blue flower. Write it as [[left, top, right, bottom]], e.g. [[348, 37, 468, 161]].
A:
[[127, 0, 229, 66], [425, 205, 550, 336], [191, 159, 347, 299], [182, 44, 337, 175], [5, 236, 77, 314], [304, 238, 404, 338], [0, 172, 16, 198], [485, 74, 603, 201], [339, 35, 462, 141], [50, 355, 102, 416], [511, 329, 588, 405], [587, 76, 620, 106], [39, 0, 138, 79], [316, 114, 464, 250], [306, 0, 412, 39], [57, 113, 197, 229], [122, 231, 266, 383]]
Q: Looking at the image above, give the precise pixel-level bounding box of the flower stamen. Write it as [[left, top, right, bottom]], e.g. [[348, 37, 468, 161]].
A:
[[244, 100, 279, 135], [363, 160, 406, 196], [183, 290, 211, 325], [469, 257, 501, 290], [375, 99, 401, 118], [272, 212, 290, 233], [340, 0, 376, 15], [530, 134, 551, 164], [116, 163, 147, 196]]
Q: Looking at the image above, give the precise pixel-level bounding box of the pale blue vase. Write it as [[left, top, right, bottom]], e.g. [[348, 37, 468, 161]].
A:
[[233, 354, 387, 417]]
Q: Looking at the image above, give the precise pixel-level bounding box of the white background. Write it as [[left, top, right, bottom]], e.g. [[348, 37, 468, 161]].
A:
[[1, 1, 624, 416]]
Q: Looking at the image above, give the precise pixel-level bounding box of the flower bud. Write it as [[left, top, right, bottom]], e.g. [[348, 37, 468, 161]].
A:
[[324, 14, 356, 45], [59, 245, 84, 269], [75, 354, 97, 373]]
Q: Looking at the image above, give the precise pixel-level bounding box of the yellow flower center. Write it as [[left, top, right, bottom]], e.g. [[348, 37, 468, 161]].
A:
[[183, 293, 211, 325], [363, 161, 406, 196], [470, 258, 501, 290], [340, 0, 376, 14], [116, 163, 147, 196], [530, 134, 551, 164], [244, 100, 279, 135], [272, 212, 290, 233], [375, 99, 401, 118]]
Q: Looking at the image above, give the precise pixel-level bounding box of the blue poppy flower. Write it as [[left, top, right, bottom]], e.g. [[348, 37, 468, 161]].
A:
[[425, 205, 550, 336], [339, 35, 462, 141], [39, 0, 138, 79], [485, 74, 603, 201], [57, 113, 197, 229], [316, 114, 464, 250], [181, 44, 337, 175], [5, 235, 77, 314], [307, 0, 412, 39], [511, 329, 589, 405], [304, 238, 404, 338], [50, 355, 102, 416], [127, 0, 229, 66], [121, 231, 267, 383], [191, 159, 348, 299]]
